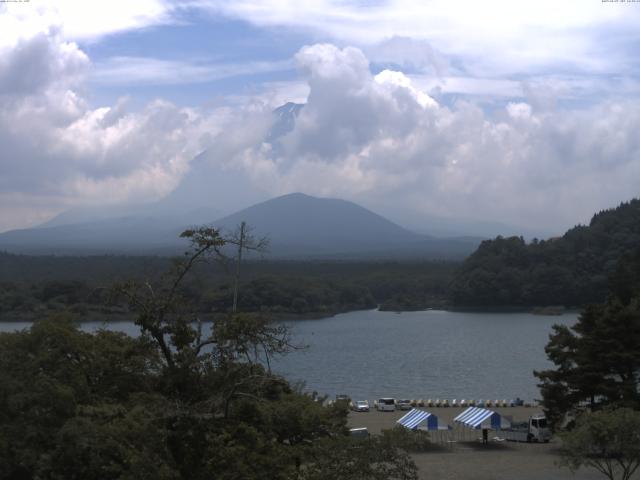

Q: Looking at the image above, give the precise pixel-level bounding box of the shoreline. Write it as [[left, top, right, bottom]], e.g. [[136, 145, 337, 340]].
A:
[[348, 406, 541, 434], [0, 304, 581, 323]]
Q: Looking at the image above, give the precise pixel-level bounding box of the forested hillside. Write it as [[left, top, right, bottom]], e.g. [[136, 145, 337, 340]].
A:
[[450, 199, 640, 307]]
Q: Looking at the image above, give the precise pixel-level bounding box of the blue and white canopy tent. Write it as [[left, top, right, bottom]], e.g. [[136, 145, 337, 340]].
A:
[[397, 408, 453, 444], [397, 408, 439, 431], [454, 406, 510, 430]]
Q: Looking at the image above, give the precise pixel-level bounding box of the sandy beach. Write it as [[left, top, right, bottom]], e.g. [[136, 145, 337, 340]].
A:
[[348, 407, 636, 480]]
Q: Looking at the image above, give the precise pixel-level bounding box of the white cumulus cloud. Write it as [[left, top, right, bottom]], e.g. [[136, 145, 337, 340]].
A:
[[0, 12, 255, 232], [224, 43, 640, 233], [198, 0, 640, 77], [1, 0, 639, 239]]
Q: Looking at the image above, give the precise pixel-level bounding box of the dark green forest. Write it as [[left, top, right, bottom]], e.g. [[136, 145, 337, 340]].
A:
[[450, 199, 640, 308], [0, 229, 419, 480], [1, 203, 640, 478], [535, 247, 640, 428], [2, 198, 640, 320], [0, 254, 455, 320]]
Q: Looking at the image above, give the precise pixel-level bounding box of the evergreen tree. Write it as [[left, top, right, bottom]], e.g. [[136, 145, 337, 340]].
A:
[[451, 199, 640, 307], [534, 249, 640, 428]]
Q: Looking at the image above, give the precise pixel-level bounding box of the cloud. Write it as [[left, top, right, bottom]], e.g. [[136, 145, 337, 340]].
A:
[[0, 88, 215, 205], [506, 102, 532, 120], [0, 33, 87, 97], [199, 0, 640, 77], [410, 75, 524, 100], [0, 1, 173, 46], [0, 3, 292, 233], [1, 0, 639, 238], [271, 44, 437, 162], [4, 31, 627, 235], [0, 17, 251, 232], [366, 36, 449, 76], [249, 80, 310, 108], [224, 43, 640, 233], [91, 56, 293, 86]]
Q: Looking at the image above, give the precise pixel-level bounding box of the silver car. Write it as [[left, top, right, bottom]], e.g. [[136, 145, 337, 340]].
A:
[[352, 400, 370, 412]]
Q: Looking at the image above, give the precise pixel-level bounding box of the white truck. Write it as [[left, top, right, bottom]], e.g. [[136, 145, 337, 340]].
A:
[[504, 414, 551, 443]]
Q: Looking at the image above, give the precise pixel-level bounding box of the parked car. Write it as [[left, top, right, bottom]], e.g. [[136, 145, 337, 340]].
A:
[[352, 400, 370, 412], [396, 399, 412, 410], [376, 398, 396, 412]]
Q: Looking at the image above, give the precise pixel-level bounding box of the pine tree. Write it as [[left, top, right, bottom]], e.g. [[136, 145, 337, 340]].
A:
[[534, 248, 640, 429]]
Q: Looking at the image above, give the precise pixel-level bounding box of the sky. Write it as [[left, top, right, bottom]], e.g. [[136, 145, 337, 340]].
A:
[[1, 0, 639, 235]]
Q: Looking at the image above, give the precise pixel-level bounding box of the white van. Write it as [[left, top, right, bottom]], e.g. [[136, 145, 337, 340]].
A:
[[376, 398, 396, 412]]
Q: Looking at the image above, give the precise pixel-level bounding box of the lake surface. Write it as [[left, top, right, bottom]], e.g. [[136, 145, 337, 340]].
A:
[[0, 309, 577, 403], [272, 309, 578, 402]]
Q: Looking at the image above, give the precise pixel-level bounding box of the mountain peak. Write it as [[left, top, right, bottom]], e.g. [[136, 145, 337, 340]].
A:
[[208, 193, 478, 259], [274, 192, 312, 200], [274, 102, 304, 117], [212, 193, 419, 253], [267, 103, 304, 143], [0, 191, 480, 259]]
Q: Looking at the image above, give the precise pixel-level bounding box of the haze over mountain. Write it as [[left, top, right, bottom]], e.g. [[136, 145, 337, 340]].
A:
[[0, 99, 521, 258], [3, 4, 640, 243], [212, 193, 480, 258], [29, 100, 538, 239], [0, 192, 481, 259], [32, 103, 303, 232], [3, 96, 542, 244]]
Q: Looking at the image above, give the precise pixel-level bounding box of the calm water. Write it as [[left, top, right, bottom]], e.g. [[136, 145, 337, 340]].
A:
[[272, 309, 578, 402], [0, 309, 577, 402]]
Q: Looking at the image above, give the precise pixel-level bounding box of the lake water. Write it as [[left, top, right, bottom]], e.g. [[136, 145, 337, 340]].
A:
[[0, 309, 577, 403], [272, 309, 578, 402]]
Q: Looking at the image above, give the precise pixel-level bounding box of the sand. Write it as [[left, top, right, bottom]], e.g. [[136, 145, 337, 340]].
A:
[[348, 407, 637, 480]]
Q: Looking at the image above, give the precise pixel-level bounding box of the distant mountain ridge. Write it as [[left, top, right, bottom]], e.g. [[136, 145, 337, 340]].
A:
[[267, 102, 303, 142], [214, 192, 419, 247], [1, 101, 537, 256], [212, 193, 479, 259], [0, 100, 531, 257], [30, 103, 306, 233], [0, 192, 481, 259]]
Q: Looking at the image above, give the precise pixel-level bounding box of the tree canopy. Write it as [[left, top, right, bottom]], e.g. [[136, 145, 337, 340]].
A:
[[0, 226, 419, 480], [559, 408, 640, 480], [450, 199, 640, 307], [534, 248, 640, 428], [0, 252, 455, 321]]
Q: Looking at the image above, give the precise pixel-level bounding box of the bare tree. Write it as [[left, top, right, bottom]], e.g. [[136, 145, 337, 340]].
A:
[[112, 226, 278, 377], [226, 221, 269, 313]]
